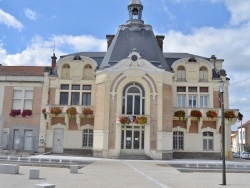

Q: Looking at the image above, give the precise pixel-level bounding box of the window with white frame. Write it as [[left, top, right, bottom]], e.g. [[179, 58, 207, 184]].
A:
[[59, 84, 92, 105], [200, 95, 209, 108], [199, 66, 208, 81], [177, 66, 186, 81], [203, 131, 213, 150], [12, 89, 33, 110], [173, 131, 184, 149], [82, 129, 93, 147], [122, 83, 145, 115], [177, 86, 209, 108], [188, 95, 197, 108], [177, 95, 186, 107]]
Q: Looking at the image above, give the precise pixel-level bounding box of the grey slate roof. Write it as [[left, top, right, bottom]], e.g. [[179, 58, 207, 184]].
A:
[[99, 26, 170, 70]]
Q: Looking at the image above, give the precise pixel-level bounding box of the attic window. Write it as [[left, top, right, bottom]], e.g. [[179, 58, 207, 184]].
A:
[[73, 54, 81, 60], [131, 55, 138, 62], [188, 56, 197, 62]]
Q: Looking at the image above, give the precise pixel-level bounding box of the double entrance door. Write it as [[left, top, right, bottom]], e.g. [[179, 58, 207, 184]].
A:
[[121, 125, 144, 154]]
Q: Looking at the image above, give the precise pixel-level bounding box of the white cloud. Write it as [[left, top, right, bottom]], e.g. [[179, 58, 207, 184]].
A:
[[161, 0, 176, 20], [0, 35, 106, 67], [24, 8, 37, 21], [0, 9, 23, 31], [224, 0, 250, 26]]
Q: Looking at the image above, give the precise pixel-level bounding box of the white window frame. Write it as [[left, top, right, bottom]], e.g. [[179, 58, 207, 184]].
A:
[[13, 87, 33, 110], [173, 131, 184, 150], [200, 95, 209, 108], [82, 129, 93, 147], [123, 83, 145, 115], [199, 67, 208, 81], [177, 66, 186, 81], [59, 84, 92, 106], [203, 131, 213, 150], [177, 94, 186, 108], [188, 95, 197, 108]]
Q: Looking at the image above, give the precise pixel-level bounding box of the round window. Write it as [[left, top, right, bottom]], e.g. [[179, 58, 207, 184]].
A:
[[131, 55, 138, 62]]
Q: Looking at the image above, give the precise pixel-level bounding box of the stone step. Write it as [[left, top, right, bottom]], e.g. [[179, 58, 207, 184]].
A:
[[116, 155, 152, 160]]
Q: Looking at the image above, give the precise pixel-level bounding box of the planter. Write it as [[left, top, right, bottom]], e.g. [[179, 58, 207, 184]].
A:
[[21, 109, 32, 117], [134, 116, 147, 125], [206, 110, 217, 119], [224, 110, 235, 120], [9, 109, 21, 117], [174, 110, 185, 120], [190, 110, 202, 121], [66, 107, 77, 118], [50, 107, 62, 116], [82, 108, 93, 118], [119, 117, 131, 125]]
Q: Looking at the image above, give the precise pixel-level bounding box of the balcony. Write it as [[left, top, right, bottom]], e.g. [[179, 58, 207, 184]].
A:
[[116, 114, 150, 125], [44, 105, 94, 118], [173, 107, 239, 121]]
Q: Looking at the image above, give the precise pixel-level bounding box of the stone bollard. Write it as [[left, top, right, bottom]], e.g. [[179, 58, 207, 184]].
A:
[[70, 165, 78, 173], [29, 169, 40, 179], [34, 183, 55, 188]]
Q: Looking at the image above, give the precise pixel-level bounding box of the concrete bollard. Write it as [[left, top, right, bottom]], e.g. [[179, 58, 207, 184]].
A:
[[34, 183, 55, 188], [0, 164, 19, 174], [29, 169, 40, 179], [70, 165, 78, 173]]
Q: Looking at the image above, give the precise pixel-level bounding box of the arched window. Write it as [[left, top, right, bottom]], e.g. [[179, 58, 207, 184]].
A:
[[199, 66, 208, 81], [83, 64, 93, 80], [62, 64, 70, 79], [177, 66, 186, 81], [122, 83, 145, 115], [203, 131, 213, 150], [173, 131, 184, 149]]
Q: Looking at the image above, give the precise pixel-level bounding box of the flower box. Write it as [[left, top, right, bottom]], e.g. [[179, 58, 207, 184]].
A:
[[21, 109, 32, 117], [134, 116, 147, 125], [9, 109, 21, 117], [174, 110, 185, 120], [206, 110, 217, 119], [224, 110, 235, 120], [190, 110, 202, 121], [82, 108, 94, 118], [50, 107, 62, 116], [66, 107, 77, 118], [119, 117, 131, 125]]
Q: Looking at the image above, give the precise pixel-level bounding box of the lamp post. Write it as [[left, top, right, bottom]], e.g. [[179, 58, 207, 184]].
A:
[[219, 80, 226, 185]]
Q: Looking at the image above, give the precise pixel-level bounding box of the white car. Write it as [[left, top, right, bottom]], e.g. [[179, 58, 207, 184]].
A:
[[233, 152, 240, 158], [241, 152, 250, 159]]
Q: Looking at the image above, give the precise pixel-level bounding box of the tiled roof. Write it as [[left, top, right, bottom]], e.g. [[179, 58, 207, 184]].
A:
[[0, 66, 46, 76], [238, 120, 250, 128]]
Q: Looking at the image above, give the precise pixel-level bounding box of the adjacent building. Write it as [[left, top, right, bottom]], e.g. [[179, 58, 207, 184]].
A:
[[0, 0, 239, 159]]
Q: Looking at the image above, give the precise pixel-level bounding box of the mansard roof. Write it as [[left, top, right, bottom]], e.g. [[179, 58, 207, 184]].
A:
[[99, 25, 171, 70], [0, 66, 46, 76]]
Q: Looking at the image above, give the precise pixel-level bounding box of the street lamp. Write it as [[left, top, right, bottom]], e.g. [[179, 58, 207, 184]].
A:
[[219, 80, 226, 185]]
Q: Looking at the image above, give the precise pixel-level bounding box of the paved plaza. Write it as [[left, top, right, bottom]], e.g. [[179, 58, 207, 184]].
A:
[[0, 155, 250, 188]]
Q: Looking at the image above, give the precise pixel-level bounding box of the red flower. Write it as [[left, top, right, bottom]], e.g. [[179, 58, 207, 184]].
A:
[[119, 117, 131, 124], [190, 110, 202, 121]]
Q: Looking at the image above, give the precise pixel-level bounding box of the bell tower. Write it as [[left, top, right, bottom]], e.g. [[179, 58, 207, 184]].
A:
[[127, 0, 144, 25]]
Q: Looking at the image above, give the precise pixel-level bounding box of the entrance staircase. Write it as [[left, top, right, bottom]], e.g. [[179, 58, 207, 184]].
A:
[[116, 154, 152, 160]]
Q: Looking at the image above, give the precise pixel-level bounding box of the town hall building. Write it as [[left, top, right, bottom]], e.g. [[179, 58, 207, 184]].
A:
[[0, 0, 238, 160]]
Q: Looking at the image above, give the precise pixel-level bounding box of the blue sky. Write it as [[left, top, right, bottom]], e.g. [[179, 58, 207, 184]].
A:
[[0, 0, 250, 129]]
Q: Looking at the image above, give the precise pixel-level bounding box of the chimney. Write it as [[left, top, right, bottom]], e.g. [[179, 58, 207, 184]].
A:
[[156, 35, 165, 51], [51, 53, 57, 70], [106, 35, 115, 50]]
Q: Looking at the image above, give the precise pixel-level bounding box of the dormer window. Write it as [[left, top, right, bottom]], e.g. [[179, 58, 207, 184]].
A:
[[62, 64, 70, 79], [199, 66, 208, 82], [83, 64, 93, 80], [177, 66, 186, 81]]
